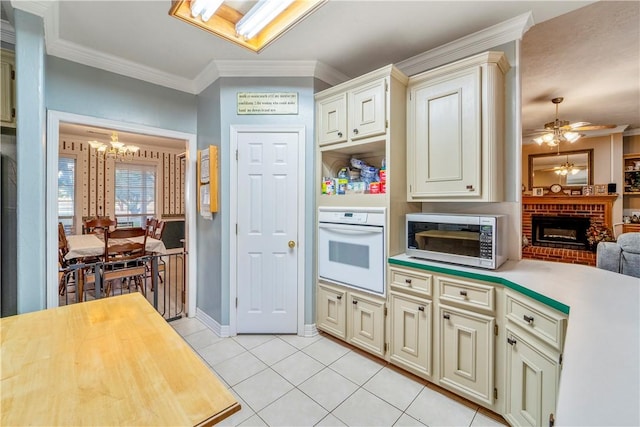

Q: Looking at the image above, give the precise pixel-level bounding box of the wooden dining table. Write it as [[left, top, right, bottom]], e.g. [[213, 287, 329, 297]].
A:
[[64, 234, 167, 302], [65, 233, 167, 261], [0, 293, 241, 426]]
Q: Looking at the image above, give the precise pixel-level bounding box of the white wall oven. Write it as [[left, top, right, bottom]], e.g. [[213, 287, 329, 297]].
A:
[[406, 213, 507, 270], [318, 207, 386, 296]]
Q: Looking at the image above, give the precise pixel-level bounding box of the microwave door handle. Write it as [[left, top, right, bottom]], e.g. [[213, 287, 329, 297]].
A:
[[318, 224, 383, 234]]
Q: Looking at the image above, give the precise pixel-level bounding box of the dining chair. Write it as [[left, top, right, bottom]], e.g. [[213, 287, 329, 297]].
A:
[[58, 222, 73, 296], [153, 220, 166, 240], [83, 217, 116, 235], [146, 218, 158, 237], [103, 227, 148, 296]]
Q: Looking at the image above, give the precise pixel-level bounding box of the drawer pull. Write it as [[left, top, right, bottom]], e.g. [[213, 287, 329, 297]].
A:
[[443, 313, 450, 320], [459, 290, 468, 297], [352, 300, 358, 305], [353, 128, 359, 135], [405, 279, 412, 284], [418, 306, 425, 312], [523, 314, 534, 324], [507, 337, 517, 346], [336, 295, 342, 300], [337, 131, 343, 138]]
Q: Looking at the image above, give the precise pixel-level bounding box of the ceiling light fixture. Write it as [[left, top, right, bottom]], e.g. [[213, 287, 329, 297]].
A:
[[554, 158, 580, 176], [88, 132, 140, 160], [533, 98, 584, 148], [169, 0, 326, 53], [190, 0, 224, 22], [236, 0, 295, 40]]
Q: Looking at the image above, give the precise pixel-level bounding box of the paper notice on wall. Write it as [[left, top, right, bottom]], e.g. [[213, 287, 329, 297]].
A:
[[200, 183, 212, 220]]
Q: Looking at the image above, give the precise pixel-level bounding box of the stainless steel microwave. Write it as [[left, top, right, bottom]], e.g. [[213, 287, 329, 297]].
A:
[[406, 213, 507, 270]]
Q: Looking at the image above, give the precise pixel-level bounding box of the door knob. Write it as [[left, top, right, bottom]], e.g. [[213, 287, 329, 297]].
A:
[[288, 240, 296, 248]]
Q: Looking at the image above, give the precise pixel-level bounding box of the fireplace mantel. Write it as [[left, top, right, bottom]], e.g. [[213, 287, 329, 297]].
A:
[[522, 194, 618, 228]]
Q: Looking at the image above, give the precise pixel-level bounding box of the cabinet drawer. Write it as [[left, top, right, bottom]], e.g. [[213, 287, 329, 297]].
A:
[[438, 276, 495, 312], [505, 292, 566, 351], [390, 267, 432, 297]]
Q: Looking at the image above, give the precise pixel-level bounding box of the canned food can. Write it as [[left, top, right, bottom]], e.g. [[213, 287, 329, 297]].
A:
[[369, 182, 380, 194], [379, 169, 386, 183]]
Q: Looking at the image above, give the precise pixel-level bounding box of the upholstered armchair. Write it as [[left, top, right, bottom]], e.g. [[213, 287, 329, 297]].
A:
[[596, 232, 640, 278]]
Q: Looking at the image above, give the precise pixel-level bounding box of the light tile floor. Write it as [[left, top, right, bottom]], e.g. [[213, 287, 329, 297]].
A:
[[171, 317, 508, 427]]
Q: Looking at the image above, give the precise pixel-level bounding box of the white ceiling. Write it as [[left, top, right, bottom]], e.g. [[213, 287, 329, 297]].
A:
[[5, 0, 639, 142]]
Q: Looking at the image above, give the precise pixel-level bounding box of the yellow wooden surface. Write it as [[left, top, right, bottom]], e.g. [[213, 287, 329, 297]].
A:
[[1, 293, 240, 426]]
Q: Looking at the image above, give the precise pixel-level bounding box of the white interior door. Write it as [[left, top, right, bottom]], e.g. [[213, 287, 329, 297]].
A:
[[236, 129, 299, 333]]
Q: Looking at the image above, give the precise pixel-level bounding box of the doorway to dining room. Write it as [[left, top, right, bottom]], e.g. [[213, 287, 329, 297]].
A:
[[47, 111, 197, 316]]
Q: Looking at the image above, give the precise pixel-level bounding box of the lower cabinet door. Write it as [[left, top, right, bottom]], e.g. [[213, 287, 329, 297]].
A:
[[317, 283, 346, 339], [505, 327, 560, 427], [348, 291, 385, 357], [439, 304, 495, 405], [390, 292, 432, 378]]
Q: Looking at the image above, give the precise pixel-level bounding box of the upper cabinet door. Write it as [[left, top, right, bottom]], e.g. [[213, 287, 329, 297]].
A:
[[317, 93, 347, 146], [348, 78, 387, 141], [409, 67, 481, 198]]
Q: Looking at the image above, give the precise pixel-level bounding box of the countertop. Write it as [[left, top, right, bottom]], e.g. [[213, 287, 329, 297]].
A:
[[389, 254, 640, 426]]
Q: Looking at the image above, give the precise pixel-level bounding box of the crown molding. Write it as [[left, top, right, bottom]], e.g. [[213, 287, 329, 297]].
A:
[[9, 0, 50, 18], [397, 11, 534, 77], [623, 127, 640, 137], [1, 19, 15, 44]]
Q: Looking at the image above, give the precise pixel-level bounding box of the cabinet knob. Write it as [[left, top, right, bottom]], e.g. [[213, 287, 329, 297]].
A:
[[466, 185, 474, 191], [459, 290, 467, 297], [336, 295, 342, 300], [405, 278, 412, 284], [353, 128, 359, 135], [418, 306, 425, 312], [523, 314, 534, 324], [443, 313, 450, 320], [352, 300, 358, 305], [337, 131, 343, 138], [507, 337, 517, 346]]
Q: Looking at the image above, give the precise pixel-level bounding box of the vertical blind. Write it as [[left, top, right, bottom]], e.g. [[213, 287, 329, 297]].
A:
[[115, 163, 156, 227]]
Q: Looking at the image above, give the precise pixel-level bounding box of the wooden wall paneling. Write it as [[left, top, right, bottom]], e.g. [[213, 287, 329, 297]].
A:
[[80, 144, 89, 222], [180, 157, 185, 214], [168, 153, 175, 215]]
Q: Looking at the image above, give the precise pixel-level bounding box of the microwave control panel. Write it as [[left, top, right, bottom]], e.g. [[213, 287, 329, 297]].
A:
[[478, 224, 494, 259]]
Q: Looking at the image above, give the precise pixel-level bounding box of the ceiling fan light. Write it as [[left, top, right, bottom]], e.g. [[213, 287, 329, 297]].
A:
[[564, 131, 581, 143]]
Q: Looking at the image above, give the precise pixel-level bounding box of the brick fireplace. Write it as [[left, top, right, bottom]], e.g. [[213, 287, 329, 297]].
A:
[[522, 195, 617, 266]]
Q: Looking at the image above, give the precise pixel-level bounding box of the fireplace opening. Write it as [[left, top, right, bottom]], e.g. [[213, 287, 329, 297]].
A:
[[532, 216, 591, 250]]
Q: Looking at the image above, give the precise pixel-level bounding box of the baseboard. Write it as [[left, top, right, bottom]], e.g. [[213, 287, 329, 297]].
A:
[[303, 323, 318, 337], [195, 308, 230, 338]]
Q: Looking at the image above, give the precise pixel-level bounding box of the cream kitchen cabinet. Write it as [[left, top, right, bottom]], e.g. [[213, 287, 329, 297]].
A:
[[439, 304, 495, 406], [317, 282, 347, 340], [348, 291, 386, 357], [1, 49, 16, 128], [316, 76, 386, 147], [503, 289, 566, 427], [316, 281, 386, 358], [406, 51, 510, 202], [389, 291, 432, 379]]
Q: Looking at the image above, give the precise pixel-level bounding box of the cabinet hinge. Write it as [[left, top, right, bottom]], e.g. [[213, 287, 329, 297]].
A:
[[11, 70, 15, 80], [11, 108, 15, 118], [235, 223, 238, 235], [494, 387, 498, 400], [559, 353, 563, 365], [385, 119, 389, 129], [385, 80, 388, 92], [384, 342, 388, 353], [384, 306, 388, 316], [235, 149, 238, 161], [235, 297, 238, 308], [549, 413, 555, 427], [494, 324, 499, 336]]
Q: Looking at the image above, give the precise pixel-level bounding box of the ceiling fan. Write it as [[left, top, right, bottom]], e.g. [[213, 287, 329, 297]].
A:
[[528, 97, 616, 148]]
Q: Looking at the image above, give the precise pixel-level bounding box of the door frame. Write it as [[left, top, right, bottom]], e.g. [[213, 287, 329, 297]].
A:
[[46, 110, 198, 315], [229, 124, 306, 336]]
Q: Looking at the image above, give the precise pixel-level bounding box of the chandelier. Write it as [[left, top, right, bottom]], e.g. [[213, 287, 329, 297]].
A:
[[88, 132, 139, 160], [533, 98, 583, 147]]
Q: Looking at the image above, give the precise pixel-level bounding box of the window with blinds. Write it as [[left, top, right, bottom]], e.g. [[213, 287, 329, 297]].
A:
[[58, 156, 75, 235], [115, 163, 156, 228]]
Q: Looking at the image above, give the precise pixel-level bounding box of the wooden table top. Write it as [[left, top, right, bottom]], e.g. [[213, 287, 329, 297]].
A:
[[1, 293, 240, 426]]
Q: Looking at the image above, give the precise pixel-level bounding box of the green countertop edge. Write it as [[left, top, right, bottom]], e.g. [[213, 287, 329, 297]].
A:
[[388, 258, 571, 315]]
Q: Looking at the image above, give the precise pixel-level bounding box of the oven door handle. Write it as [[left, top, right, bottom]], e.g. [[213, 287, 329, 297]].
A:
[[318, 223, 383, 234]]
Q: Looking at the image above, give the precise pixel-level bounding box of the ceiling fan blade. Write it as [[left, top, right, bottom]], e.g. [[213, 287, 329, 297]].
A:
[[569, 123, 616, 131]]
